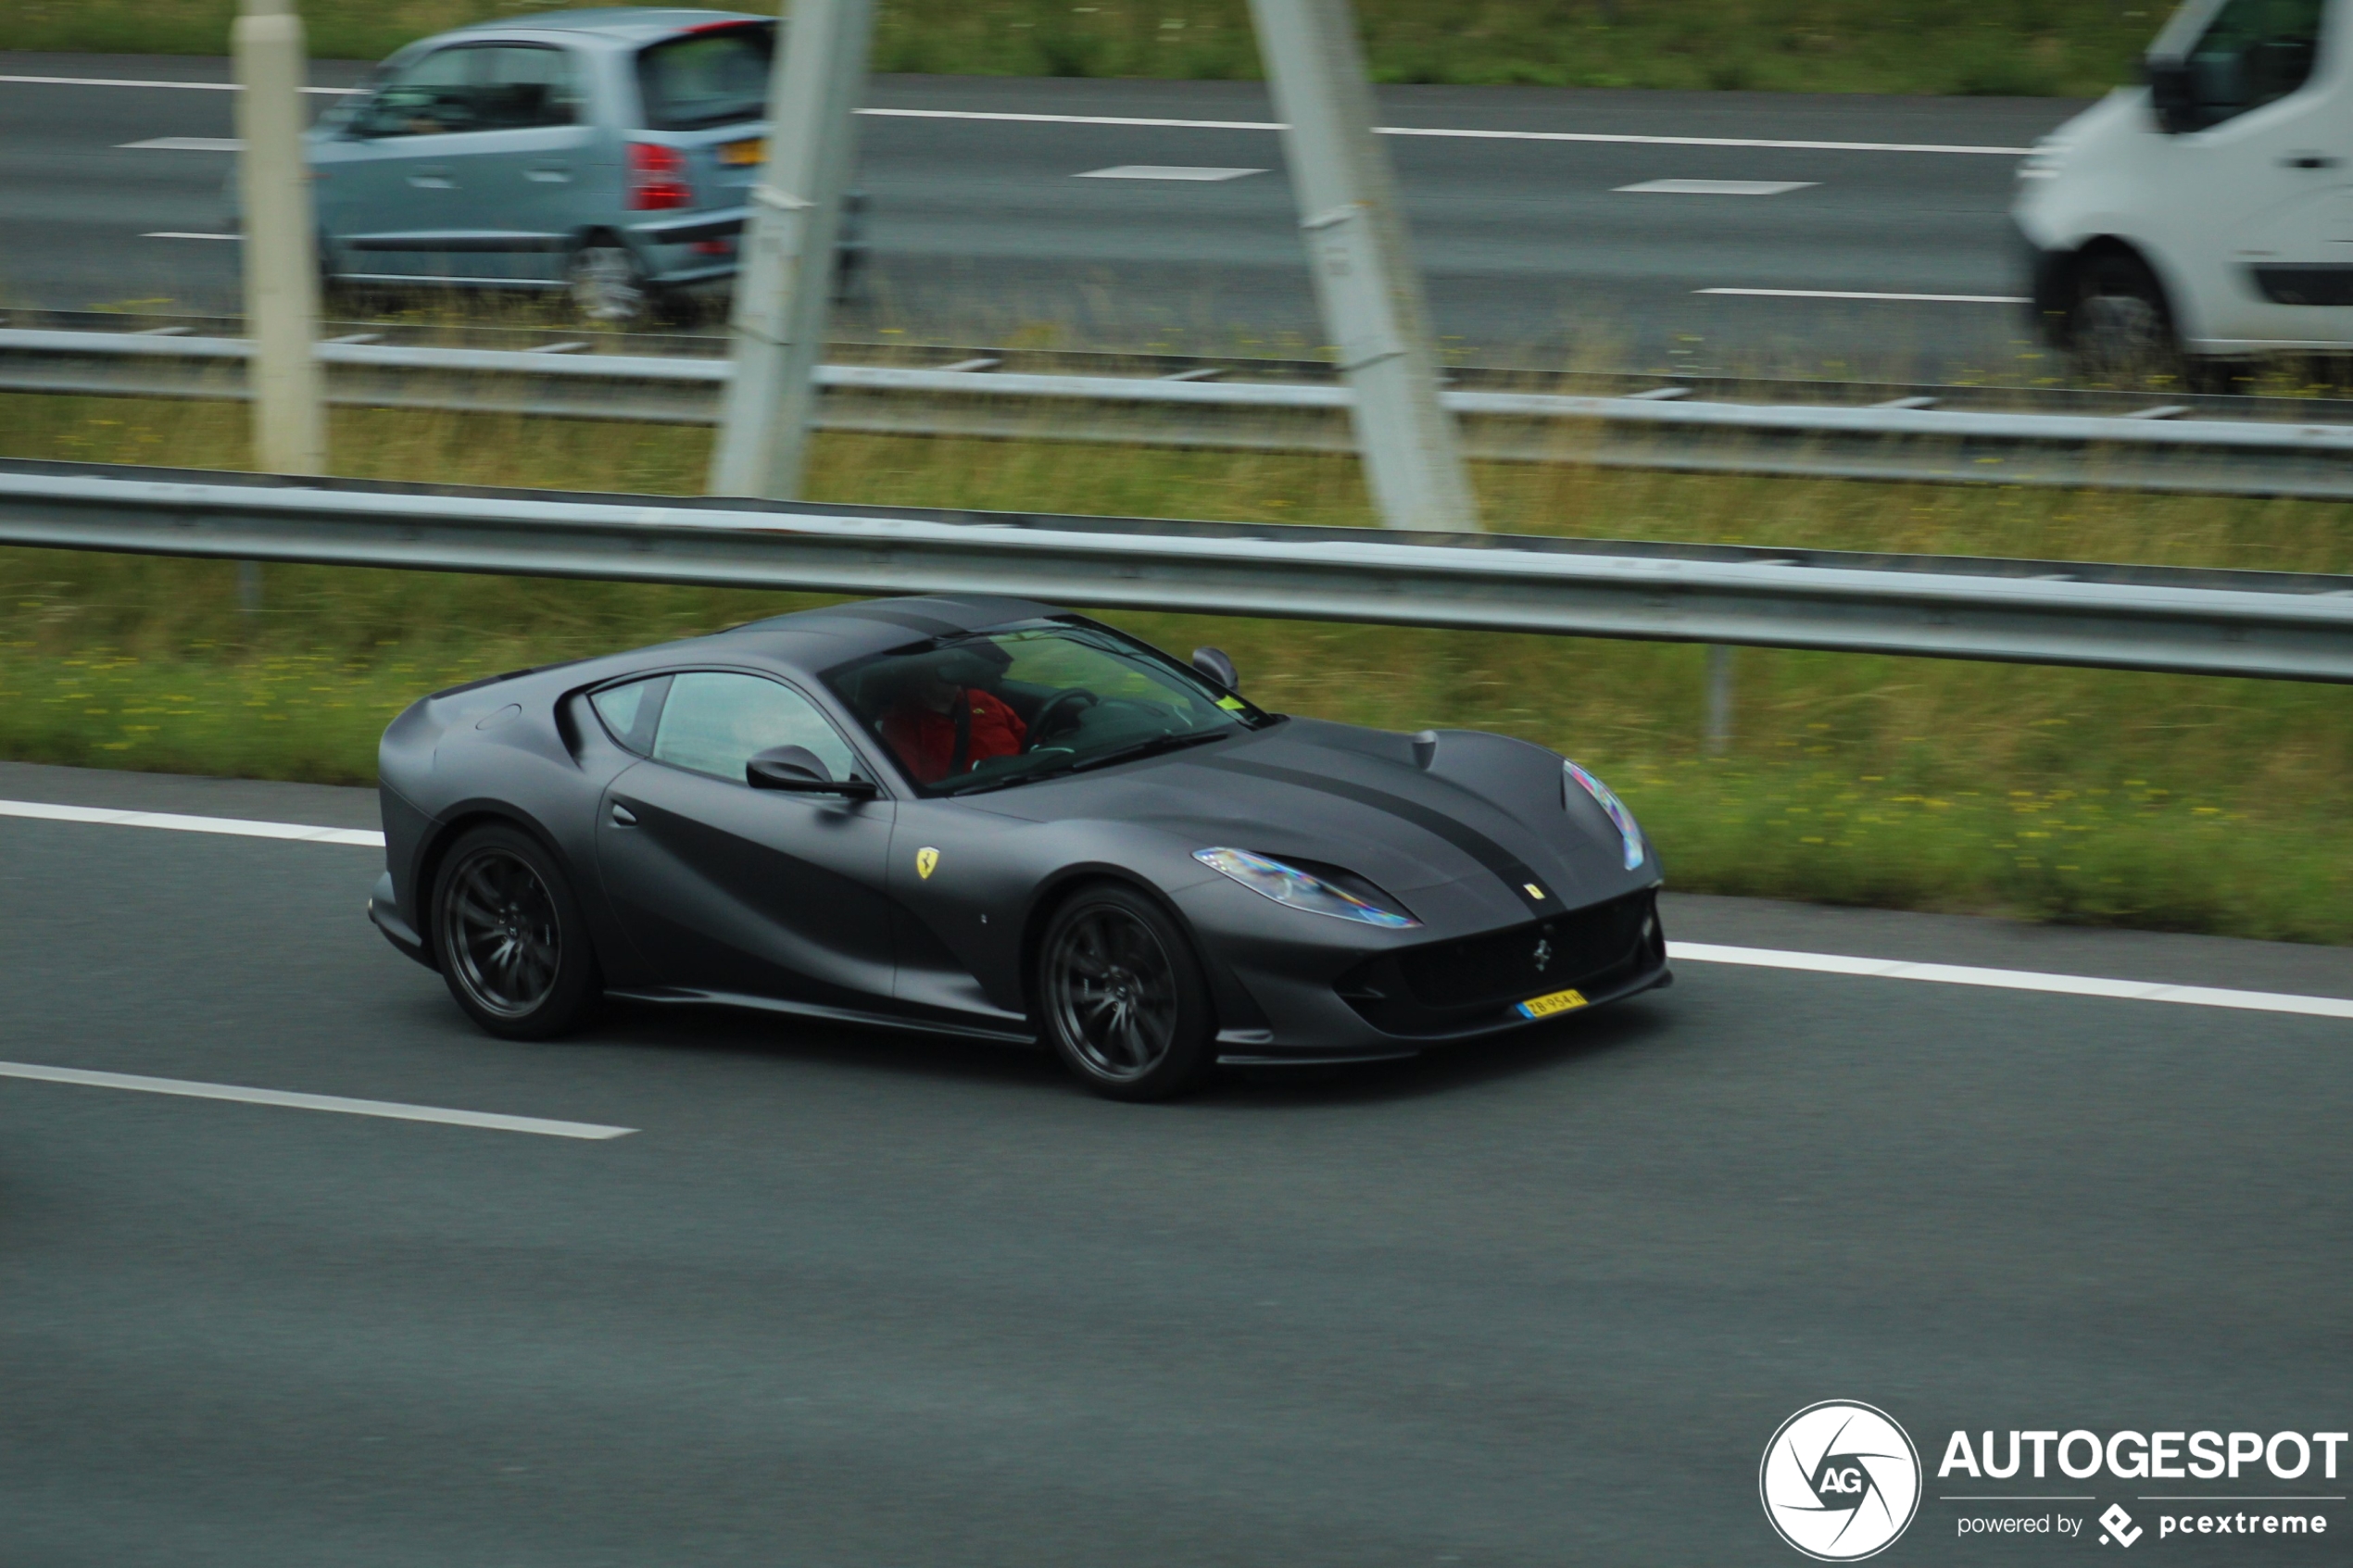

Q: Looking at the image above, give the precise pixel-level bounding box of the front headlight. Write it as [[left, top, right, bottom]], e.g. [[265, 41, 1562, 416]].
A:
[[1563, 760, 1644, 871], [2016, 139, 2066, 181], [1193, 847, 1420, 928]]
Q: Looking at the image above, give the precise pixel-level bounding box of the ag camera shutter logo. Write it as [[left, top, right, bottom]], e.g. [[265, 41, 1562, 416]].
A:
[[1760, 1400, 1923, 1561]]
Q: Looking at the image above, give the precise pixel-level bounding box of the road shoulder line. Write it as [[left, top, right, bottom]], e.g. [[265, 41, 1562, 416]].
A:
[[1670, 941, 2353, 1020]]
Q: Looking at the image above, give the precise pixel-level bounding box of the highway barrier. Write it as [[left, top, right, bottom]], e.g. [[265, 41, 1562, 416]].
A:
[[10, 327, 2353, 501], [4, 458, 2351, 684]]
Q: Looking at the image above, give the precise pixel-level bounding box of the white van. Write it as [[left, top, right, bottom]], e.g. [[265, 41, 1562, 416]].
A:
[[2014, 0, 2346, 378]]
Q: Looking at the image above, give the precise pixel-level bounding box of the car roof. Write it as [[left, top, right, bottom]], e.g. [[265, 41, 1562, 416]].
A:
[[439, 6, 768, 44], [714, 596, 1068, 666]]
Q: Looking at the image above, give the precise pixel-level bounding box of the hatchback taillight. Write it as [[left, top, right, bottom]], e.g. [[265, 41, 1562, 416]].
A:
[[626, 143, 692, 210]]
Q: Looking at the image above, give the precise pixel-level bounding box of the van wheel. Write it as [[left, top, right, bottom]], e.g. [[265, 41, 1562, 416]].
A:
[[2070, 251, 2179, 385], [569, 243, 655, 327]]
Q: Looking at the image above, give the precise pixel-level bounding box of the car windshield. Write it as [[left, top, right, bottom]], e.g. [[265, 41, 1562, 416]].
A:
[[822, 619, 1268, 797], [635, 26, 774, 131]]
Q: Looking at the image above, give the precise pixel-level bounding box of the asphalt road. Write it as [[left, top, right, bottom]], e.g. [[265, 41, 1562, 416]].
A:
[[2, 757, 2347, 1566], [0, 55, 2082, 379]]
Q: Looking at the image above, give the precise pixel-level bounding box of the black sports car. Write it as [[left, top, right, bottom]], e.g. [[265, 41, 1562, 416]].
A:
[[369, 595, 1670, 1098]]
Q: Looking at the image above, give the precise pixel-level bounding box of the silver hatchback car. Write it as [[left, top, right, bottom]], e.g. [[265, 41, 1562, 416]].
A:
[[305, 6, 850, 323]]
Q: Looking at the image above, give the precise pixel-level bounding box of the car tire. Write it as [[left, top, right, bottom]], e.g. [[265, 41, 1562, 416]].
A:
[[1037, 883, 1217, 1101], [2070, 250, 2180, 385], [568, 241, 656, 327], [431, 823, 601, 1040]]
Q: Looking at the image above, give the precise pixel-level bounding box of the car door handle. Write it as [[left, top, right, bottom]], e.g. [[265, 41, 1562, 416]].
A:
[[2283, 154, 2342, 169], [610, 802, 638, 827], [524, 162, 572, 183], [408, 165, 455, 189]]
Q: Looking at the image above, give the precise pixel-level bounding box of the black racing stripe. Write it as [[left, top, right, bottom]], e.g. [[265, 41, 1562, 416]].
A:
[[1202, 757, 1550, 909]]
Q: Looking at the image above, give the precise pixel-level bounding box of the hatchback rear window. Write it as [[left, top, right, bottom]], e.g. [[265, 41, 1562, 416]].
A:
[[635, 25, 774, 130]]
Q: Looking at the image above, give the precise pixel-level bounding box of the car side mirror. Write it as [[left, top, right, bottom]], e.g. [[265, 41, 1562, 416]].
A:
[[1190, 646, 1240, 693], [2145, 55, 2196, 133], [747, 745, 876, 797]]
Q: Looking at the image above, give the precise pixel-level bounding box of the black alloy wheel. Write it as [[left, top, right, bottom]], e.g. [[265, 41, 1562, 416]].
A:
[[432, 824, 600, 1039], [1038, 884, 1216, 1101]]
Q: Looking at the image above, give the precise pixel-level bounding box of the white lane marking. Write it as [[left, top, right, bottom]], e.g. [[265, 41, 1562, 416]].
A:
[[858, 107, 2032, 155], [1698, 285, 2030, 303], [0, 1060, 636, 1139], [143, 231, 240, 241], [120, 135, 243, 151], [1669, 941, 2353, 1022], [17, 797, 2341, 1024], [1617, 178, 1817, 195], [1076, 164, 1265, 181], [0, 73, 359, 94], [0, 798, 384, 847], [0, 78, 2038, 154]]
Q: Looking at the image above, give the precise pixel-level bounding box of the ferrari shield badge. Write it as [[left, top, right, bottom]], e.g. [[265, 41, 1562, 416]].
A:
[[915, 847, 940, 880]]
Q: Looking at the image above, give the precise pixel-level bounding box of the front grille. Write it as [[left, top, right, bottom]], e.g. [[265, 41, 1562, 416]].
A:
[[1397, 891, 1653, 1010]]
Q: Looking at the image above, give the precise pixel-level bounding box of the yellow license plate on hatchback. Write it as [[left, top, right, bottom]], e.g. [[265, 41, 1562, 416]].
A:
[[719, 137, 765, 166], [1514, 987, 1589, 1020]]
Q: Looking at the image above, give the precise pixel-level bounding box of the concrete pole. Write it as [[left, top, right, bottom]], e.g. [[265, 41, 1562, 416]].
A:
[[1246, 0, 1477, 532], [233, 0, 326, 477], [709, 0, 874, 499], [1704, 644, 1734, 755]]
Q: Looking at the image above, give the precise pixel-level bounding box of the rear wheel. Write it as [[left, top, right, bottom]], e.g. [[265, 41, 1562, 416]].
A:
[[432, 824, 600, 1039], [1037, 884, 1216, 1101], [568, 242, 655, 327]]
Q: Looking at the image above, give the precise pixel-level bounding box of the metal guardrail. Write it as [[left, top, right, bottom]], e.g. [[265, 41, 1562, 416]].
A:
[[5, 458, 2351, 684], [14, 327, 2353, 500]]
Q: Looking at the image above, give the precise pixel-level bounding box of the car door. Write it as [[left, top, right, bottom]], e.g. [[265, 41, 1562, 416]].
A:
[[593, 670, 899, 1010], [311, 44, 481, 281], [440, 43, 597, 283], [2152, 0, 2350, 342]]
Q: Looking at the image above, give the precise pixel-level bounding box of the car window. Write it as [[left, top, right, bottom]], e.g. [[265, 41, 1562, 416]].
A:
[[2182, 0, 2325, 130], [590, 674, 669, 755], [472, 45, 582, 131], [635, 26, 774, 131], [650, 671, 860, 784], [359, 46, 481, 138]]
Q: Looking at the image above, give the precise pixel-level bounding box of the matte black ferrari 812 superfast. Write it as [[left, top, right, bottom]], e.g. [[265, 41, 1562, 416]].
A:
[[369, 596, 1669, 1098]]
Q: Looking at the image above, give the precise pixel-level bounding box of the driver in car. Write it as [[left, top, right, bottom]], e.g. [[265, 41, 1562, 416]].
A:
[[878, 652, 1029, 784]]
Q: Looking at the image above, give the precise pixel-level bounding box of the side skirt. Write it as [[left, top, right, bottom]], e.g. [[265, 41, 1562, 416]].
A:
[[606, 985, 1039, 1047]]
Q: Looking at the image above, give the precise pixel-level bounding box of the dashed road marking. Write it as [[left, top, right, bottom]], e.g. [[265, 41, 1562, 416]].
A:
[[0, 1060, 636, 1138]]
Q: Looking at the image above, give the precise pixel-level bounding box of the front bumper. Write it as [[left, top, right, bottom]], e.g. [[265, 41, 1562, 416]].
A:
[[1195, 884, 1672, 1065]]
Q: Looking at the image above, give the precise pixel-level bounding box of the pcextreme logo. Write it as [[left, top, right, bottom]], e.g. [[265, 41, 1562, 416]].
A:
[[1761, 1401, 1925, 1562]]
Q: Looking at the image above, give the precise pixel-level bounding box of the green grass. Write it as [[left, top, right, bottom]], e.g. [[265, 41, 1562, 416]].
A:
[[5, 389, 2353, 944], [1, 0, 2157, 98]]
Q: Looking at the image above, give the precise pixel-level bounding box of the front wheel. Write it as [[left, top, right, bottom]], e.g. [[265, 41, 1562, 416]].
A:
[[1037, 884, 1217, 1101], [431, 824, 601, 1039], [2069, 251, 2180, 386]]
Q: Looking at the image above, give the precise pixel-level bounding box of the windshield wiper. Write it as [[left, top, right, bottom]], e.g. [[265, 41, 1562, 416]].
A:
[[934, 727, 1236, 797], [1065, 727, 1237, 774]]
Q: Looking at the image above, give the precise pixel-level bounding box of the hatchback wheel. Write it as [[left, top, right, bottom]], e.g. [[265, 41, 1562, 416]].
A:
[[568, 243, 653, 327], [432, 824, 600, 1039], [1038, 884, 1216, 1101]]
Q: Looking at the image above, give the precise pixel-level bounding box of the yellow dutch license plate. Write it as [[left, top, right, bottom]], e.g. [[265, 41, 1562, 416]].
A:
[[1514, 987, 1589, 1020], [719, 138, 765, 167]]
